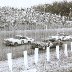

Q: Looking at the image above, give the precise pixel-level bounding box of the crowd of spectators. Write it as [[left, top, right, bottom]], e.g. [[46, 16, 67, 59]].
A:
[[0, 6, 72, 31]]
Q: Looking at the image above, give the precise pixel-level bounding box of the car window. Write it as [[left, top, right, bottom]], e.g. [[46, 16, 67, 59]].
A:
[[18, 37, 22, 39], [14, 36, 21, 39], [22, 37, 27, 39]]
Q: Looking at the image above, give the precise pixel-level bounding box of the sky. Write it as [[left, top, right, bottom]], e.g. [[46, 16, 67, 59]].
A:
[[0, 0, 72, 8]]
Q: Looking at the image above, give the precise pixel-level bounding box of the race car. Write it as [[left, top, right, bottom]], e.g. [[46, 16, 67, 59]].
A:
[[31, 41, 48, 50], [4, 35, 34, 46], [31, 39, 63, 50], [43, 38, 63, 48], [47, 40, 63, 48]]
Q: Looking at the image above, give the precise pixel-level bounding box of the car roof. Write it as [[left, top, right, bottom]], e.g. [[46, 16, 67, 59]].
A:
[[15, 35, 23, 37], [15, 35, 29, 38]]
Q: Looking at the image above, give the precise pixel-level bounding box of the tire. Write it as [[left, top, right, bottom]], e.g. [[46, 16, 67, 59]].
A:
[[58, 39, 61, 41], [21, 40, 24, 44], [28, 41, 31, 44], [43, 47, 46, 50], [14, 42, 18, 46]]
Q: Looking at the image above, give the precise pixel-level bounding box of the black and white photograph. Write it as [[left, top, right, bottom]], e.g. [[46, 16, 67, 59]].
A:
[[0, 0, 72, 72]]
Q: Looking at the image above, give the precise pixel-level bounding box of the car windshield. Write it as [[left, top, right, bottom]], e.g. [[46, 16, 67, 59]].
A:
[[48, 36, 52, 38], [14, 36, 22, 39]]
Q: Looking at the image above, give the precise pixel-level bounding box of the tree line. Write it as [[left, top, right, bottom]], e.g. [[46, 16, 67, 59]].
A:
[[33, 1, 72, 17]]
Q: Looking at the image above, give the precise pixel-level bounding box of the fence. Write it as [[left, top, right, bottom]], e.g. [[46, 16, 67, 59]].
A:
[[6, 42, 72, 72]]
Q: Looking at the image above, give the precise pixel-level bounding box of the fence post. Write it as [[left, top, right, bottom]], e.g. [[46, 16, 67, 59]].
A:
[[64, 44, 68, 57], [56, 45, 59, 59], [7, 53, 12, 72], [71, 42, 72, 52], [35, 48, 38, 64], [46, 47, 50, 62], [23, 51, 28, 68]]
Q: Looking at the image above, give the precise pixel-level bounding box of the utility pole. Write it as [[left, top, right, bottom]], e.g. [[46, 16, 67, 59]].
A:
[[44, 3, 47, 30], [69, 8, 72, 21]]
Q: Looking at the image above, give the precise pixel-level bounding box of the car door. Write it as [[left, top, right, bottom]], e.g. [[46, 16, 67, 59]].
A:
[[21, 37, 28, 43]]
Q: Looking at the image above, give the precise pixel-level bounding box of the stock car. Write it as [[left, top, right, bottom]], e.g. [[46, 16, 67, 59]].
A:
[[47, 39, 63, 48], [31, 39, 63, 49], [31, 41, 48, 50], [4, 35, 34, 46], [43, 36, 64, 41], [51, 35, 65, 40], [62, 35, 72, 41], [43, 38, 63, 48]]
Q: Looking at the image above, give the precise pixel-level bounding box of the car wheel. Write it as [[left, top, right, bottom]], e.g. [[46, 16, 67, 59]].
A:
[[21, 40, 24, 44], [28, 41, 31, 44], [43, 46, 46, 50], [14, 42, 18, 46], [58, 39, 61, 41]]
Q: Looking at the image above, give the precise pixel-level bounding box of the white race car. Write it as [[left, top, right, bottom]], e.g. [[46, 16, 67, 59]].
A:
[[4, 35, 34, 46], [62, 35, 72, 41]]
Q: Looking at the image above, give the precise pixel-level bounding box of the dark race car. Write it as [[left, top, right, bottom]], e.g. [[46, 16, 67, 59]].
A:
[[31, 41, 48, 50], [48, 40, 63, 48], [31, 39, 63, 50], [44, 39, 63, 48]]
